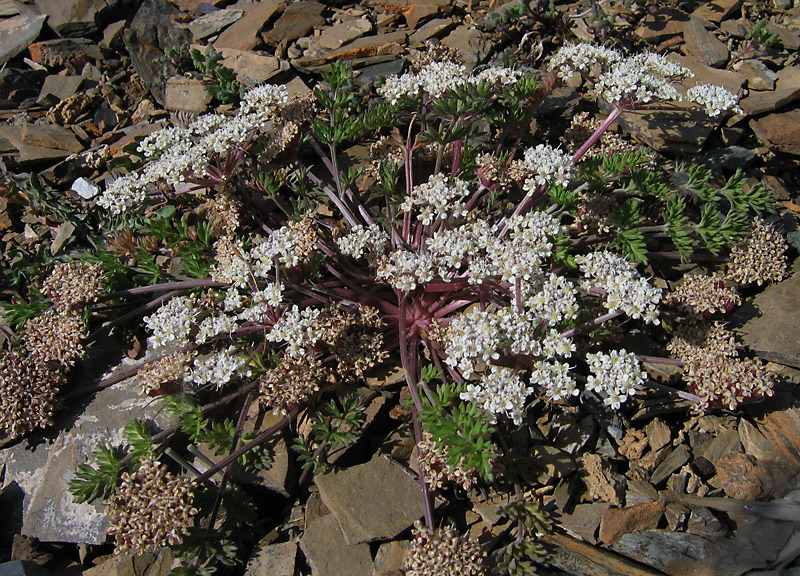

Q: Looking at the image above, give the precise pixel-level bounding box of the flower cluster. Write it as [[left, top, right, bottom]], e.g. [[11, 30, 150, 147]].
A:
[[137, 351, 195, 396], [23, 308, 86, 367], [378, 60, 467, 104], [417, 432, 480, 491], [514, 144, 575, 193], [460, 366, 531, 425], [186, 346, 251, 388], [97, 83, 298, 214], [144, 295, 203, 349], [404, 522, 486, 576], [577, 251, 662, 324], [0, 352, 62, 439], [105, 455, 197, 554], [726, 217, 788, 286], [585, 350, 647, 409], [400, 173, 471, 224], [686, 83, 742, 117], [665, 273, 741, 317], [668, 322, 774, 412], [336, 224, 389, 265], [41, 261, 106, 312]]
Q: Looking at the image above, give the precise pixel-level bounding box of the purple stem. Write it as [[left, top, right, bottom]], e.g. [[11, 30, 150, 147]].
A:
[[572, 106, 622, 163]]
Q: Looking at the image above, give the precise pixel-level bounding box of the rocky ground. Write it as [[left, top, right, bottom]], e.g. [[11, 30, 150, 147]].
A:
[[1, 0, 800, 575]]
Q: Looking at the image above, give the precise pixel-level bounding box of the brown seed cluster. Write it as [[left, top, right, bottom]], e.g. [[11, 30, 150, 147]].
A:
[[317, 305, 386, 377], [105, 455, 197, 555], [137, 351, 196, 396], [41, 261, 107, 312], [0, 352, 62, 439], [665, 273, 741, 317], [576, 191, 616, 235], [564, 111, 649, 161], [404, 522, 486, 576], [417, 432, 479, 491], [23, 308, 86, 368], [726, 217, 788, 286], [668, 322, 774, 412], [259, 354, 326, 414]]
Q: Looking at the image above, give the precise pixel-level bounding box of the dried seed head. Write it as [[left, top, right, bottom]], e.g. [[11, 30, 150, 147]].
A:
[[405, 522, 486, 576], [665, 273, 741, 317], [417, 432, 479, 491], [0, 352, 62, 439], [137, 351, 195, 396], [105, 455, 197, 555], [726, 217, 788, 286], [41, 261, 106, 312], [259, 354, 326, 414], [23, 308, 85, 368]]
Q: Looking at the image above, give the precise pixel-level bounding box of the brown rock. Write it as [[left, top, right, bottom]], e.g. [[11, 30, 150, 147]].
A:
[[636, 8, 689, 42], [28, 38, 103, 68], [683, 17, 729, 67], [244, 540, 297, 576], [100, 20, 126, 51], [733, 59, 778, 91], [409, 18, 456, 45], [368, 0, 451, 29], [34, 0, 116, 37], [776, 65, 800, 92], [740, 86, 800, 116], [187, 8, 244, 41], [214, 0, 286, 51], [650, 445, 691, 486], [542, 531, 666, 576], [262, 1, 325, 46], [560, 502, 611, 544], [299, 514, 372, 576], [700, 428, 741, 467], [315, 455, 423, 544], [615, 103, 721, 154], [733, 261, 800, 361], [293, 31, 406, 67], [372, 540, 409, 576], [38, 75, 84, 104], [765, 22, 800, 51], [599, 501, 665, 545], [715, 452, 771, 500], [670, 53, 746, 93], [163, 76, 212, 113], [21, 123, 83, 152], [318, 17, 373, 51], [442, 25, 491, 71], [581, 453, 625, 506], [216, 47, 287, 85], [0, 14, 47, 66], [691, 0, 742, 24], [645, 419, 671, 453]]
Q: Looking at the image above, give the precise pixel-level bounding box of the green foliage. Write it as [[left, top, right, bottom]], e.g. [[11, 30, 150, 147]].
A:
[[190, 46, 241, 104], [293, 394, 366, 474], [69, 444, 124, 504], [492, 499, 550, 575], [419, 382, 497, 482], [1, 286, 50, 330], [745, 18, 779, 50], [665, 194, 694, 262], [124, 419, 155, 461], [613, 198, 648, 264], [312, 62, 360, 148]]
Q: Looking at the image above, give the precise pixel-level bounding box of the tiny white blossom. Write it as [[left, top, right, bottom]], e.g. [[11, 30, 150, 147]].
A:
[[585, 349, 647, 409], [519, 144, 575, 193], [460, 366, 532, 425], [531, 360, 578, 402], [187, 346, 251, 388], [686, 84, 742, 117], [144, 296, 201, 349]]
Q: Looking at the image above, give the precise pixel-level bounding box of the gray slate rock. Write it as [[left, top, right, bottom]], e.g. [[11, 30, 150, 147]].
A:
[[732, 261, 800, 368], [0, 560, 50, 576], [124, 0, 192, 104], [683, 17, 729, 67], [0, 14, 47, 66], [37, 75, 83, 104], [33, 0, 117, 37], [315, 455, 423, 545], [187, 8, 244, 41], [244, 540, 297, 576], [2, 351, 174, 544], [300, 514, 372, 576]]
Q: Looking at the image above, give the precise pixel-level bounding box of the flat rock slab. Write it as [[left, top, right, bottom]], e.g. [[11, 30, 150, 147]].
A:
[[217, 48, 287, 85], [300, 514, 372, 576], [683, 17, 729, 67], [262, 1, 325, 46], [214, 0, 286, 51], [614, 103, 722, 154], [750, 109, 800, 155], [0, 14, 47, 66], [244, 540, 297, 576], [34, 0, 114, 36], [2, 359, 174, 544], [186, 8, 244, 41], [740, 86, 800, 116], [732, 262, 800, 366], [28, 38, 103, 68], [315, 455, 423, 545], [21, 123, 82, 152]]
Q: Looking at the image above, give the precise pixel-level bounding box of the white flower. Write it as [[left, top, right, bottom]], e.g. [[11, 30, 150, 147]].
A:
[[585, 349, 647, 409], [144, 296, 201, 349], [378, 60, 467, 104], [267, 305, 321, 358], [195, 313, 238, 344], [576, 251, 662, 324], [519, 144, 575, 193], [531, 360, 578, 402], [686, 84, 742, 117], [186, 346, 251, 388], [460, 366, 532, 425], [444, 309, 501, 378], [401, 174, 470, 224], [337, 224, 389, 264]]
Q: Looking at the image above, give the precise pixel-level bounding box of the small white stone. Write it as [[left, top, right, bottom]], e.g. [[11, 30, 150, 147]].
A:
[[71, 177, 100, 199]]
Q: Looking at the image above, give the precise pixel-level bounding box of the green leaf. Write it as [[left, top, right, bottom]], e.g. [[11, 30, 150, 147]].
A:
[[69, 444, 123, 504]]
